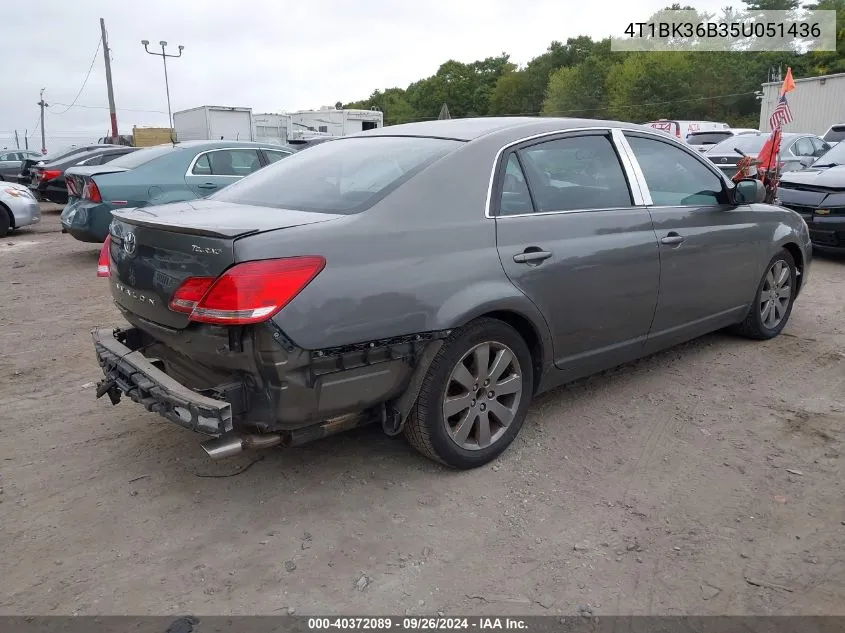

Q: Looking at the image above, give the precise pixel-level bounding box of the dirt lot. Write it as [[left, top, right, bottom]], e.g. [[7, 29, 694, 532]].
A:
[[1, 205, 844, 616]]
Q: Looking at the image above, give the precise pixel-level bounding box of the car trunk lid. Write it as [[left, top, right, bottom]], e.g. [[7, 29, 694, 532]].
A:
[[108, 200, 341, 329]]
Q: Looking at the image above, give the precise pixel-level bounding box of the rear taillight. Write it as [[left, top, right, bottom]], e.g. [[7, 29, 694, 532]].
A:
[[169, 277, 215, 313], [82, 179, 102, 203], [97, 236, 111, 277], [41, 169, 62, 182], [169, 257, 325, 325], [67, 177, 79, 197]]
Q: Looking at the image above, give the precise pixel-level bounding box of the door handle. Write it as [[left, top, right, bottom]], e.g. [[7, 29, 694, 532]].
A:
[[197, 182, 218, 190], [513, 249, 552, 264], [660, 233, 685, 246]]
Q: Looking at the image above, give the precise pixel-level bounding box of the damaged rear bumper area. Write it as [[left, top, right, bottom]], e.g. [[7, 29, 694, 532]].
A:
[[92, 327, 233, 435]]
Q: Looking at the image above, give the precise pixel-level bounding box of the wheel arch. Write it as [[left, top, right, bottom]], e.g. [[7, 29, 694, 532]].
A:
[[779, 241, 804, 295], [478, 309, 546, 394]]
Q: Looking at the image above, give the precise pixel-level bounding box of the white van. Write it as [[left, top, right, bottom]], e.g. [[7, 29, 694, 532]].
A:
[[645, 119, 731, 141]]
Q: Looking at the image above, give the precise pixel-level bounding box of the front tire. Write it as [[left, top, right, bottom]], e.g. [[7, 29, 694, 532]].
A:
[[0, 206, 10, 238], [734, 249, 797, 340], [404, 318, 534, 469]]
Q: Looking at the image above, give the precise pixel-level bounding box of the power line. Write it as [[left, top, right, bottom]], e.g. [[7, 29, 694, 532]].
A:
[[51, 37, 103, 115], [50, 102, 168, 114]]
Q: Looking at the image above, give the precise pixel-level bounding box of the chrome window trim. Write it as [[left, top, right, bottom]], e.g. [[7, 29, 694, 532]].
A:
[[484, 126, 648, 219], [612, 128, 652, 206], [185, 147, 264, 178]]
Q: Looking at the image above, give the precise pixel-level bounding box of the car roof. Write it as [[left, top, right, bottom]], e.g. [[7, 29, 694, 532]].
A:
[[169, 139, 297, 150], [355, 117, 649, 142]]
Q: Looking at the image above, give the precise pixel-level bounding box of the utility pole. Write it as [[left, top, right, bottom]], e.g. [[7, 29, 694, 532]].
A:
[[14, 130, 19, 149], [100, 18, 119, 140], [37, 88, 48, 155], [142, 39, 184, 133]]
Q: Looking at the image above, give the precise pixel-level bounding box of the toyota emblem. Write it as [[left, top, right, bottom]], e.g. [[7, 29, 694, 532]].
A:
[[123, 232, 137, 255], [720, 157, 728, 163]]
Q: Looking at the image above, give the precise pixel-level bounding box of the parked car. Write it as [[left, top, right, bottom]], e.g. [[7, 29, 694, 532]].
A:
[[646, 119, 730, 140], [777, 140, 845, 250], [0, 182, 40, 237], [62, 140, 298, 243], [30, 146, 138, 204], [705, 132, 830, 177], [685, 128, 758, 153], [821, 123, 845, 147], [91, 117, 811, 469], [18, 144, 122, 186], [0, 150, 42, 182]]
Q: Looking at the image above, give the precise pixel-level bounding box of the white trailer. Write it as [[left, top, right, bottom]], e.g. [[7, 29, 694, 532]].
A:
[[759, 72, 845, 135], [253, 113, 291, 145], [173, 106, 254, 142], [287, 106, 383, 140]]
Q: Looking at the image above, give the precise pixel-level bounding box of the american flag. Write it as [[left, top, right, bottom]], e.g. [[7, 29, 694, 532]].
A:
[[769, 94, 793, 130]]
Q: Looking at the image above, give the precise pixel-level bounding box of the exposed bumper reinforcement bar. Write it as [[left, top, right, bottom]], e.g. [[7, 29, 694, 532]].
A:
[[91, 327, 233, 435]]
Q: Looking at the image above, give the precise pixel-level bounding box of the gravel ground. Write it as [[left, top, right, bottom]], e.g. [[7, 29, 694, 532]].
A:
[[1, 205, 844, 616]]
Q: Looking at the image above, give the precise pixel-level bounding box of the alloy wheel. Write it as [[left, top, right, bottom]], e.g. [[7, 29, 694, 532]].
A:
[[760, 259, 792, 329], [442, 341, 523, 451]]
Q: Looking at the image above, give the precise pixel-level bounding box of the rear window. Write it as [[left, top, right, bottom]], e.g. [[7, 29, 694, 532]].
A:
[[686, 131, 733, 146], [708, 134, 769, 154], [211, 136, 462, 214], [823, 125, 845, 142], [106, 144, 178, 169]]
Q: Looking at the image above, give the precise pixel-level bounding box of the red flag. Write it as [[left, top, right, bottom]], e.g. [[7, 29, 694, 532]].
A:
[[757, 129, 780, 170]]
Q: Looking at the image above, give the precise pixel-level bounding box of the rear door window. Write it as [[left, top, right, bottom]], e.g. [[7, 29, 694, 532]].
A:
[[498, 154, 533, 216], [625, 134, 727, 206], [264, 149, 292, 164], [193, 149, 262, 176], [792, 137, 816, 157], [514, 134, 633, 212]]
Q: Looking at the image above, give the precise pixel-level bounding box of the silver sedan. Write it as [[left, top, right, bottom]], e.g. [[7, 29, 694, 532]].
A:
[[0, 182, 40, 237]]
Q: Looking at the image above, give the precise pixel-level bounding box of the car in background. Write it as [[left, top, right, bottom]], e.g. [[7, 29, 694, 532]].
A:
[[90, 117, 810, 469], [62, 140, 298, 243], [646, 119, 730, 140], [685, 128, 758, 153], [30, 146, 138, 204], [0, 182, 40, 237], [777, 140, 845, 251], [821, 123, 845, 147], [705, 132, 830, 178], [0, 150, 42, 182], [18, 144, 123, 186]]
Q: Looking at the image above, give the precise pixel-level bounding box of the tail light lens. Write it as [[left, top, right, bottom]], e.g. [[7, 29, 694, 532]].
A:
[[169, 257, 325, 325], [97, 236, 111, 277], [41, 169, 62, 182], [168, 277, 214, 313], [67, 177, 79, 197], [82, 178, 102, 203]]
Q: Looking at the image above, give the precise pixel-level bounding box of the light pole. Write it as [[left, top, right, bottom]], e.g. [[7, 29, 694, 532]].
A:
[[142, 39, 184, 132]]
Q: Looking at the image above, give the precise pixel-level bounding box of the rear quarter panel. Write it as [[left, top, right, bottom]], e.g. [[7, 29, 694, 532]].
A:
[[235, 136, 554, 368], [96, 150, 197, 207]]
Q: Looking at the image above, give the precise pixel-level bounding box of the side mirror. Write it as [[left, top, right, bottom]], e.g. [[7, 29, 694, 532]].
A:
[[734, 178, 765, 204]]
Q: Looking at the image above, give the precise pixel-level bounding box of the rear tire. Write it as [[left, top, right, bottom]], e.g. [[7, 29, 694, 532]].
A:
[[404, 318, 534, 469], [733, 249, 797, 340], [0, 205, 11, 238]]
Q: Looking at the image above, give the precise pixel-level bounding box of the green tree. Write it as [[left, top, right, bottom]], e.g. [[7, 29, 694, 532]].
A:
[[542, 55, 612, 118]]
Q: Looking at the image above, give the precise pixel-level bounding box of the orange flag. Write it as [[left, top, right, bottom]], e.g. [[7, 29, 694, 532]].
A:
[[780, 67, 796, 96]]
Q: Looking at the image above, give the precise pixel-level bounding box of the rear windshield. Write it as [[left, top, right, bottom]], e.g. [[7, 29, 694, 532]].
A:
[[708, 134, 769, 154], [211, 136, 462, 214], [106, 144, 178, 169], [686, 131, 733, 145], [823, 125, 845, 142]]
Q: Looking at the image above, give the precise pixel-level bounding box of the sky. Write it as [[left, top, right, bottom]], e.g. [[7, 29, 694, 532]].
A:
[[1, 0, 728, 153]]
